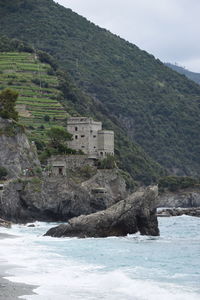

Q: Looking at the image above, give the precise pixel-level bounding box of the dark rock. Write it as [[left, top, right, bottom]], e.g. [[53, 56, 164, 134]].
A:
[[45, 186, 159, 238], [0, 218, 11, 228], [157, 207, 200, 217], [27, 224, 35, 227]]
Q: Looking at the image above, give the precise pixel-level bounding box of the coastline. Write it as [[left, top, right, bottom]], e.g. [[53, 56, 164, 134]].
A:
[[0, 233, 38, 300]]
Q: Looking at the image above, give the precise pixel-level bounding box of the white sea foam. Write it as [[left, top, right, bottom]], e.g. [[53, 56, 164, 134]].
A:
[[0, 218, 200, 300]]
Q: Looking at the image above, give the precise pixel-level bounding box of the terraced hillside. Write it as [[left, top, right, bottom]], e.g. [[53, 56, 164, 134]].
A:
[[0, 51, 68, 141]]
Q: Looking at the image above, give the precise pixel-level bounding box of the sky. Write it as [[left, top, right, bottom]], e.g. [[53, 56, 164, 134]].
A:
[[56, 0, 200, 73]]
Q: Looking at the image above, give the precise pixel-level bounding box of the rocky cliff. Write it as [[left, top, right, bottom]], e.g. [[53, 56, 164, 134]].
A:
[[0, 169, 127, 223], [45, 186, 159, 238], [158, 188, 200, 208], [0, 117, 40, 178]]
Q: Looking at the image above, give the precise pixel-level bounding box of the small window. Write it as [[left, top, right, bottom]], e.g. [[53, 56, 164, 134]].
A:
[[81, 135, 85, 138], [75, 135, 78, 140], [94, 146, 96, 149], [100, 151, 103, 156], [93, 135, 96, 138], [75, 126, 78, 131], [81, 146, 85, 148], [58, 167, 63, 175]]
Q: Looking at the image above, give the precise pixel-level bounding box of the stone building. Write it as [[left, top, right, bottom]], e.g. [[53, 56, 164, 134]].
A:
[[48, 155, 95, 176], [67, 117, 114, 158]]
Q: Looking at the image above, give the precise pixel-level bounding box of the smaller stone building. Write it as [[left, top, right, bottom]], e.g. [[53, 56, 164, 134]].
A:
[[67, 117, 114, 158]]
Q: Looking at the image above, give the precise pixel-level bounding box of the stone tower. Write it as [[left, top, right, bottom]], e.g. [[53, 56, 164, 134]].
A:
[[67, 117, 114, 158]]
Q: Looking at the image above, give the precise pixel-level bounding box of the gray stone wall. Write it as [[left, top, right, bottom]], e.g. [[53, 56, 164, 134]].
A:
[[48, 155, 95, 175], [98, 130, 114, 156]]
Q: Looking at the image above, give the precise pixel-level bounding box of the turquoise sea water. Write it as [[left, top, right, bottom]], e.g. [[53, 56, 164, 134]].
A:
[[0, 216, 200, 300]]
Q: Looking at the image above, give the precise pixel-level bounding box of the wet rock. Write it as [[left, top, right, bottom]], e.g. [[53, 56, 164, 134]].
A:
[[157, 208, 200, 217], [0, 218, 11, 228], [45, 186, 159, 238]]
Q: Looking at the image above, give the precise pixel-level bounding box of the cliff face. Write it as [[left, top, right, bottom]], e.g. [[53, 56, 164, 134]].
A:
[[0, 117, 40, 178], [0, 118, 129, 223], [158, 188, 200, 208], [0, 169, 127, 223]]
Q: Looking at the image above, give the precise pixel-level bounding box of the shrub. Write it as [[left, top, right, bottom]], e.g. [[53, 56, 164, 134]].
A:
[[98, 154, 116, 169], [0, 89, 18, 120], [0, 166, 8, 179], [44, 115, 50, 122], [158, 176, 199, 192]]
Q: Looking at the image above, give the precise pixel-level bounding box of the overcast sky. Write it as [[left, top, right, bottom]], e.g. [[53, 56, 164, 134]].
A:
[[56, 0, 200, 72]]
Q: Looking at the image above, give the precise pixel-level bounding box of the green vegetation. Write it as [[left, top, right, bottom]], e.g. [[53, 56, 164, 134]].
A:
[[1, 0, 200, 178], [0, 166, 8, 180], [46, 126, 72, 149], [0, 88, 18, 120], [0, 50, 68, 142], [0, 37, 164, 184], [158, 176, 200, 192], [98, 154, 116, 170]]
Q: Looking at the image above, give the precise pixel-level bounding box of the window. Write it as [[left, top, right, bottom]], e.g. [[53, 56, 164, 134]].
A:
[[93, 135, 96, 138], [58, 167, 63, 175], [75, 126, 78, 131], [75, 135, 78, 140], [81, 135, 85, 138], [81, 146, 85, 148], [94, 146, 96, 149]]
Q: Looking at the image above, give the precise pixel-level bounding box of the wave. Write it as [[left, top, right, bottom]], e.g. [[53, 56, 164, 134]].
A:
[[0, 219, 199, 300]]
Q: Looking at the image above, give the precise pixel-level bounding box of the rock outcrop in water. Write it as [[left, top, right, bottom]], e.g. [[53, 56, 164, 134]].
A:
[[44, 186, 159, 238], [157, 207, 200, 217]]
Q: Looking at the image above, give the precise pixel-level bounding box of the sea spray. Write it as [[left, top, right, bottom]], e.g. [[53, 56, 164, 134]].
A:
[[0, 217, 199, 300]]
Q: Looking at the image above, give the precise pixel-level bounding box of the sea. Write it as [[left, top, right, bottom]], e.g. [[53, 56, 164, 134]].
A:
[[0, 215, 200, 300]]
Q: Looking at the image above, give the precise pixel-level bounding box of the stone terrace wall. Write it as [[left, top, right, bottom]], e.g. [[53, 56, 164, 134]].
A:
[[48, 155, 95, 172]]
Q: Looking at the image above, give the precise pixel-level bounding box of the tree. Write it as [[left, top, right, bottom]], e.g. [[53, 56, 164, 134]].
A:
[[0, 89, 18, 120], [98, 154, 116, 169], [44, 115, 50, 122], [46, 126, 72, 149]]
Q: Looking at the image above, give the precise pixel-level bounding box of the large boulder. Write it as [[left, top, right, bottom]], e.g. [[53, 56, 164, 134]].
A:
[[45, 186, 159, 238]]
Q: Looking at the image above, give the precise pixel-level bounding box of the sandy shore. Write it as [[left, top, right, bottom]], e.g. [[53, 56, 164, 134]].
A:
[[0, 233, 37, 300]]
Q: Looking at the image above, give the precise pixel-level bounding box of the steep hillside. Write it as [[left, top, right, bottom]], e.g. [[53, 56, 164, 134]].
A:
[[165, 63, 200, 85], [0, 37, 163, 184], [0, 50, 68, 141], [1, 0, 200, 177]]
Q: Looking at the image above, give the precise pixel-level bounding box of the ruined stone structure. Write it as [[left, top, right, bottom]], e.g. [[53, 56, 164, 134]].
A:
[[67, 117, 114, 158]]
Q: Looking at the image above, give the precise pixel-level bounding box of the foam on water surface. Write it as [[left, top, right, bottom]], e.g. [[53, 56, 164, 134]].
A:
[[0, 216, 200, 300]]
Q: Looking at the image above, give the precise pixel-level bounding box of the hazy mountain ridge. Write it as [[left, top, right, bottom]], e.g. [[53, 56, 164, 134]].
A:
[[165, 63, 200, 85], [1, 0, 200, 177]]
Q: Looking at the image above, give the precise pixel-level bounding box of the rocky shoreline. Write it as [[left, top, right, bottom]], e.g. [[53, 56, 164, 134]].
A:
[[45, 186, 159, 238], [157, 207, 200, 217]]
